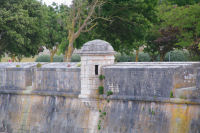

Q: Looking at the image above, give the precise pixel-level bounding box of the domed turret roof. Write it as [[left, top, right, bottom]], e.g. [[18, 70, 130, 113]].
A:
[[80, 39, 115, 55]]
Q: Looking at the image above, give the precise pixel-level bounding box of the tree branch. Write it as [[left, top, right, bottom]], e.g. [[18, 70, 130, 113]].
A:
[[74, 0, 99, 39], [82, 22, 98, 33]]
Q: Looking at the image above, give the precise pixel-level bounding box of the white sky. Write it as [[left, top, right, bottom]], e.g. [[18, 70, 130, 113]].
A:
[[42, 0, 72, 6]]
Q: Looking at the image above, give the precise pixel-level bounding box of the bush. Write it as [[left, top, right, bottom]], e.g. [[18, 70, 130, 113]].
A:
[[138, 52, 151, 62], [115, 52, 151, 62], [35, 54, 81, 62], [53, 55, 64, 62], [115, 54, 135, 62], [36, 63, 42, 68], [98, 86, 104, 95], [170, 91, 174, 98], [71, 54, 81, 62], [107, 91, 113, 96], [35, 55, 50, 62], [99, 75, 105, 80], [164, 50, 190, 61]]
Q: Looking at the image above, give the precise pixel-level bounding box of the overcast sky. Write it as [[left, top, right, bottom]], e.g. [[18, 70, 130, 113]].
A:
[[42, 0, 72, 6]]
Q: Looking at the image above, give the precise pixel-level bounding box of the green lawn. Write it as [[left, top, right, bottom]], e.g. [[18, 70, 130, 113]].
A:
[[1, 57, 36, 62]]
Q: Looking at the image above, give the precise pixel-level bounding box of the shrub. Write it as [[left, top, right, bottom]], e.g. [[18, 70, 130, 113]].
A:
[[115, 54, 135, 62], [16, 65, 20, 67], [164, 50, 190, 61], [170, 91, 174, 98], [71, 54, 81, 62], [138, 52, 151, 62], [53, 55, 64, 62], [36, 63, 42, 68], [115, 52, 151, 62], [107, 91, 113, 96], [35, 54, 81, 62], [35, 55, 50, 62], [98, 86, 104, 95], [76, 63, 81, 67], [99, 75, 105, 80]]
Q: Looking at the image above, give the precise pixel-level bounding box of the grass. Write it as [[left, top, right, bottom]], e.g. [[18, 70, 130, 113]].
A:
[[1, 57, 37, 62]]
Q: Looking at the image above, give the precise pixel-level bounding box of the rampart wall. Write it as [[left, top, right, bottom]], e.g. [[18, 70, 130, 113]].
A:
[[0, 62, 200, 133]]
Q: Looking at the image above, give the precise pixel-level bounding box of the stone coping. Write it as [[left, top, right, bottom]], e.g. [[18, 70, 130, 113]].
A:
[[116, 62, 200, 64], [0, 62, 38, 68], [0, 89, 200, 105], [104, 65, 180, 69], [40, 62, 79, 68], [0, 62, 81, 70]]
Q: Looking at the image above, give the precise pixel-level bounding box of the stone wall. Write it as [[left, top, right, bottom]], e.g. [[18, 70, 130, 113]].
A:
[[103, 62, 200, 98], [32, 63, 81, 94], [0, 63, 38, 89], [0, 62, 200, 133], [0, 94, 200, 133]]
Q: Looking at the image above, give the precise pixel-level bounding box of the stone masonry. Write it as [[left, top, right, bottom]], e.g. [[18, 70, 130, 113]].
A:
[[0, 40, 200, 133]]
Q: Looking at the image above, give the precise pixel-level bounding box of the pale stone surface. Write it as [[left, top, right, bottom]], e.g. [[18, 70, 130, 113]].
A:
[[79, 40, 115, 98], [33, 63, 81, 94], [0, 95, 200, 133], [0, 63, 38, 89], [80, 39, 115, 55], [0, 41, 200, 133], [103, 62, 200, 98]]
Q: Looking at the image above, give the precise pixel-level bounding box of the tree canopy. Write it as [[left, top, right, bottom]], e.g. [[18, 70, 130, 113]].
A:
[[0, 0, 46, 61], [1, 0, 200, 62]]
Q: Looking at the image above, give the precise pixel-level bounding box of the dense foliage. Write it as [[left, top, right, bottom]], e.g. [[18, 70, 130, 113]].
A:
[[1, 0, 200, 62], [0, 0, 46, 61]]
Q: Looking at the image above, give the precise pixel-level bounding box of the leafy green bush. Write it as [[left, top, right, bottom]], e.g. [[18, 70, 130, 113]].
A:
[[36, 63, 42, 68], [98, 86, 104, 95], [170, 91, 174, 98], [107, 91, 113, 96], [35, 55, 50, 62], [138, 52, 151, 62], [16, 65, 20, 67], [71, 54, 81, 62], [35, 54, 81, 62], [53, 55, 64, 62], [164, 50, 190, 61], [115, 52, 151, 62], [99, 75, 105, 80], [115, 54, 135, 62]]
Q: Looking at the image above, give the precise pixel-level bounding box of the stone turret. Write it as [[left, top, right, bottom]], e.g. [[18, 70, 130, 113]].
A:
[[79, 39, 115, 99]]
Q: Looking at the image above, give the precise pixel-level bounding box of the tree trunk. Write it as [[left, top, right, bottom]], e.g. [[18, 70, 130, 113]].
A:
[[50, 50, 54, 62], [135, 49, 139, 62], [17, 56, 22, 62], [11, 55, 15, 62], [64, 43, 74, 62], [160, 54, 164, 62]]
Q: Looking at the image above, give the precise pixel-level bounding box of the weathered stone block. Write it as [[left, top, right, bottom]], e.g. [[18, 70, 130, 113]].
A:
[[0, 63, 37, 89], [32, 63, 81, 94], [103, 62, 200, 98]]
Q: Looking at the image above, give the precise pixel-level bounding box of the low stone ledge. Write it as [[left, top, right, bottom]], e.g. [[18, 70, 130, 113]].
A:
[[0, 89, 79, 98], [101, 95, 200, 105], [1, 90, 200, 105]]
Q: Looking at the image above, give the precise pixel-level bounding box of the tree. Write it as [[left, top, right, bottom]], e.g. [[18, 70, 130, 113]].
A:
[[159, 3, 200, 55], [63, 0, 105, 62], [93, 0, 158, 61], [145, 26, 180, 61], [166, 0, 200, 6], [0, 0, 45, 61], [44, 3, 67, 62]]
